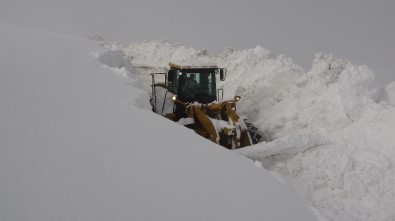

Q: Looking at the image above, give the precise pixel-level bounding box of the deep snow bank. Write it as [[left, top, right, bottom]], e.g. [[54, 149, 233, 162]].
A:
[[231, 50, 394, 221], [96, 49, 135, 77], [0, 23, 318, 221], [102, 39, 395, 221]]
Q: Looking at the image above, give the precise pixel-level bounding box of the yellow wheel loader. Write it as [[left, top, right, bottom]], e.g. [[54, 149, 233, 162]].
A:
[[151, 61, 252, 149]]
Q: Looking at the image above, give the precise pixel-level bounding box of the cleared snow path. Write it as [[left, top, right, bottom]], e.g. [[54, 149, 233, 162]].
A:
[[0, 23, 319, 221], [99, 39, 395, 221]]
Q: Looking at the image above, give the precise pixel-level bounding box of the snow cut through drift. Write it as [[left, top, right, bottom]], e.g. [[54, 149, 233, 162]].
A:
[[0, 22, 319, 221], [100, 39, 395, 221]]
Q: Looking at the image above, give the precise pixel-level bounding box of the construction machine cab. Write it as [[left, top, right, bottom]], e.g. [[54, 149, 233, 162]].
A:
[[150, 61, 251, 149], [166, 62, 226, 119]]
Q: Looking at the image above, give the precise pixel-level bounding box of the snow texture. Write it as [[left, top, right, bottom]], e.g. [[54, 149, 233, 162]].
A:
[[384, 81, 395, 105], [0, 22, 318, 221], [102, 39, 395, 221]]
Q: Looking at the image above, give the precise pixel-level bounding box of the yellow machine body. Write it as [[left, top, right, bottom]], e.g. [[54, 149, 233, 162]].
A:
[[151, 62, 252, 149]]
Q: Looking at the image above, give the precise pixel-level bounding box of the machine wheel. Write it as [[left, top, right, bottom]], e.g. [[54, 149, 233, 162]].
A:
[[244, 121, 264, 144]]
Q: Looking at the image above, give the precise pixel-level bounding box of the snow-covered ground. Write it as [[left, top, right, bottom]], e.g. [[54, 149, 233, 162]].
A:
[[0, 22, 319, 220], [101, 39, 395, 221]]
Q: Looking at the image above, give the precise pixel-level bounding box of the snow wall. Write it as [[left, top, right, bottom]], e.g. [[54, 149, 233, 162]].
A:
[[99, 39, 395, 221]]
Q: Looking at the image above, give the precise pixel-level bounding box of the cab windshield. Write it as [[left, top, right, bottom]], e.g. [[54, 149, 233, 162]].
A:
[[178, 69, 217, 103]]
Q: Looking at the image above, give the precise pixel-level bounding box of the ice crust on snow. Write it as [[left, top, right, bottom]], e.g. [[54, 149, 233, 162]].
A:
[[102, 39, 395, 221]]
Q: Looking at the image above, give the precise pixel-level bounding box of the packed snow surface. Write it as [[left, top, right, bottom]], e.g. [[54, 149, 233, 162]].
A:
[[101, 39, 395, 221], [0, 23, 319, 221]]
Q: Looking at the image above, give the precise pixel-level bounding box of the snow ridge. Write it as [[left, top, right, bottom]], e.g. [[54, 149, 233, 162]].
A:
[[1, 23, 320, 221], [101, 39, 395, 221]]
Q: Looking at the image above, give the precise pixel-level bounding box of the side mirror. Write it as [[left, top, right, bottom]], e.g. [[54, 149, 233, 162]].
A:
[[220, 69, 227, 81]]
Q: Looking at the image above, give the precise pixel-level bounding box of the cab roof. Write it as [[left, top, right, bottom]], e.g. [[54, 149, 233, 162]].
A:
[[169, 61, 218, 69]]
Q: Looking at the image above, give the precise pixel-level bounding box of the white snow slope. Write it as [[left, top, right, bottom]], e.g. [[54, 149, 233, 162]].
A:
[[0, 23, 319, 220], [102, 40, 395, 221]]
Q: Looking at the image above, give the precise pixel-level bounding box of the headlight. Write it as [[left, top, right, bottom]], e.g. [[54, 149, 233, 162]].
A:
[[234, 96, 241, 102], [171, 95, 177, 101]]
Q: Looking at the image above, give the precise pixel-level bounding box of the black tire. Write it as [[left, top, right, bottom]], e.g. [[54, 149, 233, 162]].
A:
[[244, 121, 264, 144]]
